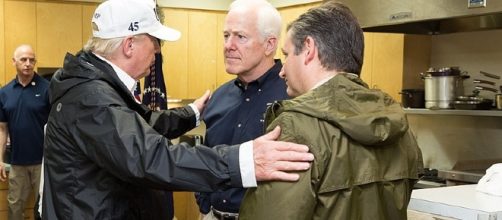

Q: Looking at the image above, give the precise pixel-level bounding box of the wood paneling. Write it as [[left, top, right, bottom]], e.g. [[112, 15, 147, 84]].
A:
[[187, 11, 218, 98], [82, 4, 97, 46], [0, 0, 5, 86], [403, 34, 431, 89], [4, 0, 36, 82], [163, 8, 189, 99], [173, 192, 200, 220], [36, 1, 82, 67], [360, 33, 374, 86], [371, 33, 404, 100], [215, 13, 235, 87]]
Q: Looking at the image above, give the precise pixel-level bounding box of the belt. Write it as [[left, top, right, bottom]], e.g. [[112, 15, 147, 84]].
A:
[[211, 207, 239, 220]]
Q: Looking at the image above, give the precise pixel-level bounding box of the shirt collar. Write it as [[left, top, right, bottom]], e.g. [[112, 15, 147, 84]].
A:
[[234, 59, 282, 90], [311, 75, 335, 91], [14, 75, 37, 87], [93, 53, 137, 95]]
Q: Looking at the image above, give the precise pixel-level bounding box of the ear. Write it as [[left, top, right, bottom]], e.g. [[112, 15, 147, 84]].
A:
[[303, 36, 317, 65], [264, 37, 277, 57], [12, 57, 16, 66], [122, 37, 134, 58]]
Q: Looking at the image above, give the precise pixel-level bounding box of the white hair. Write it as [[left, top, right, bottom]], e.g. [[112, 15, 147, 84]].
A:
[[229, 0, 282, 40], [83, 37, 124, 58]]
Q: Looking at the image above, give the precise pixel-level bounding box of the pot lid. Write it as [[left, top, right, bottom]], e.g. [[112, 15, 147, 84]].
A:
[[426, 67, 461, 76]]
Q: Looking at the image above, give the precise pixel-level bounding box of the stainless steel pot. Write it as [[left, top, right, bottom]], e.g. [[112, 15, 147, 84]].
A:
[[496, 94, 502, 110], [422, 67, 469, 109]]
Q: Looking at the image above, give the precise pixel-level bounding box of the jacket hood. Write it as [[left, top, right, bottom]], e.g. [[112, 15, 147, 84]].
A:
[[273, 73, 408, 146], [49, 51, 130, 105]]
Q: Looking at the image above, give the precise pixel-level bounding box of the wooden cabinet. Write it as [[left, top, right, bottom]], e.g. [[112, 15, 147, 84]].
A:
[[173, 192, 200, 220], [163, 9, 231, 99], [361, 33, 405, 101], [187, 11, 218, 98], [215, 13, 235, 87], [0, 0, 5, 86], [3, 0, 37, 83], [82, 4, 98, 46], [361, 33, 431, 101], [163, 8, 189, 99], [36, 2, 83, 68], [2, 0, 97, 85]]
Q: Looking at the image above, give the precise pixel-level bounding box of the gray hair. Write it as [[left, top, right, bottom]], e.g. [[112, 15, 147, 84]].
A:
[[287, 2, 364, 74], [83, 37, 124, 58], [229, 0, 282, 40]]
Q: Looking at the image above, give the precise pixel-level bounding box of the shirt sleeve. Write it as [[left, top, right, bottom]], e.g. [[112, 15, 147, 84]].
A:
[[239, 141, 257, 187], [188, 103, 200, 127]]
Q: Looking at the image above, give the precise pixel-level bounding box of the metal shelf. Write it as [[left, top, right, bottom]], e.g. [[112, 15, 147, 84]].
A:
[[403, 108, 502, 117]]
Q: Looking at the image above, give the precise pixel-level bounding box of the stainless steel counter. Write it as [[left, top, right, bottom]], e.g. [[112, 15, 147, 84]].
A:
[[404, 108, 502, 117]]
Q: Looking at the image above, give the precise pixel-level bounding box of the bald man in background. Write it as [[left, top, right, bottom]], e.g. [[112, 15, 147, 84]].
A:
[[0, 45, 50, 220]]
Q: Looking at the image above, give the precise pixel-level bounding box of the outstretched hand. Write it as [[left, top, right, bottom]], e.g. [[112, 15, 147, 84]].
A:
[[193, 90, 211, 114], [253, 126, 313, 182]]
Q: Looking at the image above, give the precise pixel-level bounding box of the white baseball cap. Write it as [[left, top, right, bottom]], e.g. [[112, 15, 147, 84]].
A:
[[92, 0, 181, 41]]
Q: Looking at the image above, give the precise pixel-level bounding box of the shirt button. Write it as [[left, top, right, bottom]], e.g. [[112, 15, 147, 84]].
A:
[[223, 200, 227, 203], [258, 89, 262, 92], [245, 98, 250, 102], [237, 123, 242, 128]]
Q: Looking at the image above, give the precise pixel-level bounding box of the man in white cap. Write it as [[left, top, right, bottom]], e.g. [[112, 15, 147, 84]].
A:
[[41, 0, 313, 219]]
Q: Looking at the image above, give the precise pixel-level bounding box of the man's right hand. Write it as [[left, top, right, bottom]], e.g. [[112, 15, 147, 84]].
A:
[[253, 126, 313, 181], [193, 90, 211, 115]]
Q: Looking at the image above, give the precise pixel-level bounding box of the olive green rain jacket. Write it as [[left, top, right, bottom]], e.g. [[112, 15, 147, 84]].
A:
[[239, 73, 424, 220]]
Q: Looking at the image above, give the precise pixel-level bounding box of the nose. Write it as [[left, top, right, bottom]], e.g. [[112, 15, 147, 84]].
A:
[[224, 36, 236, 50], [279, 66, 286, 79]]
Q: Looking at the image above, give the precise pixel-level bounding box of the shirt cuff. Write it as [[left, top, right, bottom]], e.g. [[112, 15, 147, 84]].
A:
[[239, 141, 257, 187], [188, 103, 200, 127]]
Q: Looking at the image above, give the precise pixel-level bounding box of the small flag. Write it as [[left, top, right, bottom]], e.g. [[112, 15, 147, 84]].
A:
[[143, 52, 168, 110], [133, 81, 142, 103]]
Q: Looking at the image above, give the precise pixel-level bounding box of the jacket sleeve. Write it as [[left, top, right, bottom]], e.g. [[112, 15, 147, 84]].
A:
[[194, 192, 211, 214], [75, 103, 243, 192], [239, 113, 318, 220], [147, 106, 196, 139]]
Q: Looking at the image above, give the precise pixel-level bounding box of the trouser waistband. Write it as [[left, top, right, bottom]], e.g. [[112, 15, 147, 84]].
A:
[[211, 207, 239, 220]]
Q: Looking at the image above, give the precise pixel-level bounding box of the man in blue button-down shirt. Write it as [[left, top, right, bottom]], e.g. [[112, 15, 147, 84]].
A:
[[195, 0, 288, 219]]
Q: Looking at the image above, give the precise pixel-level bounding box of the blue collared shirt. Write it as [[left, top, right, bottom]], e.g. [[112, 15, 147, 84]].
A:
[[199, 60, 288, 213]]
